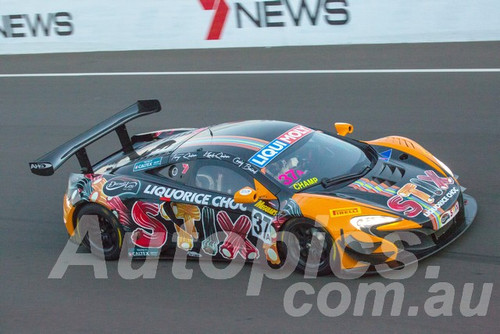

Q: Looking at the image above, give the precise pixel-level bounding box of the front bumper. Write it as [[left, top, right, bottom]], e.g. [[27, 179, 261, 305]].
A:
[[340, 193, 477, 275]]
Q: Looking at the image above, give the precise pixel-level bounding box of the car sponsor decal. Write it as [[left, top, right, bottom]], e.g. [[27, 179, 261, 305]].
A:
[[143, 184, 248, 211], [102, 177, 141, 197], [350, 170, 457, 230], [133, 157, 162, 172], [201, 207, 219, 256], [128, 247, 161, 257], [254, 200, 278, 216], [130, 201, 168, 249], [278, 169, 305, 185], [169, 203, 201, 251], [422, 187, 459, 218], [168, 151, 260, 175], [248, 125, 313, 167], [67, 175, 271, 261], [292, 177, 319, 191], [251, 209, 273, 244], [29, 162, 52, 170], [202, 151, 231, 160], [387, 171, 456, 229], [217, 211, 259, 260], [439, 201, 460, 227], [232, 156, 259, 174], [330, 207, 361, 218], [171, 152, 197, 162]]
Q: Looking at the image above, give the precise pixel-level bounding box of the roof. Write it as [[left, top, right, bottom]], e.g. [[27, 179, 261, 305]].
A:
[[172, 120, 300, 160]]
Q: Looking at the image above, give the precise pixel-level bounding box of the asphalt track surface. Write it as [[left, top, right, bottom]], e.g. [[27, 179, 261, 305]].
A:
[[1, 42, 499, 333]]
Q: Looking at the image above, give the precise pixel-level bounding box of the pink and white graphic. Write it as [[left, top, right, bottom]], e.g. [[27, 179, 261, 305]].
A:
[[387, 195, 422, 218], [386, 170, 456, 225], [217, 211, 259, 260], [277, 125, 313, 145], [278, 169, 305, 185], [131, 201, 167, 248], [107, 196, 134, 228], [417, 170, 454, 190]]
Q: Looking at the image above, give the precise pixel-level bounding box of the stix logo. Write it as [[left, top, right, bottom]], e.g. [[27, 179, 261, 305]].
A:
[[249, 125, 312, 167], [200, 0, 349, 40], [387, 170, 457, 230]]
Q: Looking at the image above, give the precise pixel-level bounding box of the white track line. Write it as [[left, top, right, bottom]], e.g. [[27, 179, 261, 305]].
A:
[[0, 69, 499, 78]]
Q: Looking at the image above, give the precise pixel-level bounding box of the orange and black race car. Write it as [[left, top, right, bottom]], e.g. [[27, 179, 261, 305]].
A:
[[29, 100, 477, 276]]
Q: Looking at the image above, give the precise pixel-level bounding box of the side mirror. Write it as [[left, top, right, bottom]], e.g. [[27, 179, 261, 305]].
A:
[[335, 122, 353, 136], [234, 187, 258, 203], [234, 180, 278, 204]]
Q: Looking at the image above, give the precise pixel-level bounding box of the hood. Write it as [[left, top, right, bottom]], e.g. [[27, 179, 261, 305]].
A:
[[320, 148, 461, 230]]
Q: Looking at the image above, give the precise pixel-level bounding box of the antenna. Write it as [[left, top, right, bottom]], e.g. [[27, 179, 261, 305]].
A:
[[200, 112, 214, 139]]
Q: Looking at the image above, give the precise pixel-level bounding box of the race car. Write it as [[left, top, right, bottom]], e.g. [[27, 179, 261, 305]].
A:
[[29, 100, 477, 276]]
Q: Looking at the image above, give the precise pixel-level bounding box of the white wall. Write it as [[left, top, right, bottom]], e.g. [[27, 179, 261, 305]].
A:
[[1, 0, 499, 54]]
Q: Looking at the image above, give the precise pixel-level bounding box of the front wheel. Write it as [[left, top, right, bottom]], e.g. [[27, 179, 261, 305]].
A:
[[280, 218, 337, 276], [75, 203, 123, 260]]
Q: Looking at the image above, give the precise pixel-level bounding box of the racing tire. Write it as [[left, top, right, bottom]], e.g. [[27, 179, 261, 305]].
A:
[[280, 218, 338, 276], [75, 203, 123, 260]]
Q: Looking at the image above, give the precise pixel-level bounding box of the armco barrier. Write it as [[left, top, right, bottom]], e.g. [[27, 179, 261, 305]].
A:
[[1, 0, 499, 55]]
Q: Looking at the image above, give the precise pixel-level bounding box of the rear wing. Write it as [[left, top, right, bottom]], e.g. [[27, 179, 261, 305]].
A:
[[29, 99, 161, 176]]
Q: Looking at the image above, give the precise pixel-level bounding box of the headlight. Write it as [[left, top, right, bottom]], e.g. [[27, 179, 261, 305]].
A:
[[434, 157, 454, 177], [350, 216, 402, 230]]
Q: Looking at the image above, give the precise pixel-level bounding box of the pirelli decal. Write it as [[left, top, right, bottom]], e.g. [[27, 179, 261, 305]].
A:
[[330, 207, 361, 217]]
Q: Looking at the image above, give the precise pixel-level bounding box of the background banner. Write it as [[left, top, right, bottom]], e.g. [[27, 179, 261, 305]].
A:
[[1, 0, 499, 54]]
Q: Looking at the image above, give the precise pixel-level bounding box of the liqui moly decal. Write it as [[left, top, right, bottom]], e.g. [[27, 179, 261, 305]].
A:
[[249, 125, 313, 168]]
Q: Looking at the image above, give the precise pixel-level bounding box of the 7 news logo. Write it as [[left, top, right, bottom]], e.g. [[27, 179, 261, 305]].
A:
[[200, 0, 349, 40], [200, 0, 230, 40]]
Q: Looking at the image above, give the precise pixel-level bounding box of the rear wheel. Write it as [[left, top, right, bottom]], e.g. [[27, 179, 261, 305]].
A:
[[75, 203, 123, 260], [281, 218, 337, 276]]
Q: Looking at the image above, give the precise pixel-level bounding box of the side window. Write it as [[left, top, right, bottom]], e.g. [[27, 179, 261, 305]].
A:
[[192, 163, 253, 195]]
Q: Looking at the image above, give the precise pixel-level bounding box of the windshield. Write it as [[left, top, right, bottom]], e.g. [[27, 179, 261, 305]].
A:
[[264, 131, 372, 191]]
